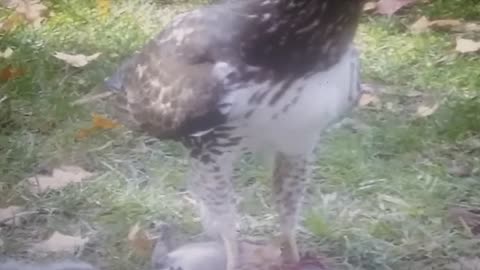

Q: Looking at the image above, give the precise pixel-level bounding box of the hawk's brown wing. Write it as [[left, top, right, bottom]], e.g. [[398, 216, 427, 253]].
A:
[[105, 5, 246, 139]]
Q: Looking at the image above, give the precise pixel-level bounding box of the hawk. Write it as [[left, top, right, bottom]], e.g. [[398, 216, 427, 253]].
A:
[[104, 0, 365, 269]]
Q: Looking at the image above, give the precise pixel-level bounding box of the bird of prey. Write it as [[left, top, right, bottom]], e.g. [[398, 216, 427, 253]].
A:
[[104, 0, 365, 269]]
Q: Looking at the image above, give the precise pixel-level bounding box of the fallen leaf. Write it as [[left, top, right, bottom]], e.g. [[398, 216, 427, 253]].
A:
[[0, 48, 13, 58], [92, 113, 120, 129], [363, 1, 377, 11], [3, 0, 48, 28], [75, 113, 120, 140], [96, 0, 111, 18], [416, 103, 439, 117], [410, 16, 431, 33], [429, 19, 462, 31], [31, 231, 89, 253], [128, 223, 155, 257], [358, 92, 381, 107], [0, 13, 24, 32], [27, 165, 93, 193], [376, 0, 417, 15], [411, 17, 469, 34], [0, 205, 23, 225], [0, 65, 25, 81], [53, 52, 101, 67], [464, 22, 480, 32], [455, 37, 480, 53]]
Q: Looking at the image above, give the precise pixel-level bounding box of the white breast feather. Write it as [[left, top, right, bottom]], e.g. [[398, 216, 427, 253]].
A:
[[222, 46, 361, 154]]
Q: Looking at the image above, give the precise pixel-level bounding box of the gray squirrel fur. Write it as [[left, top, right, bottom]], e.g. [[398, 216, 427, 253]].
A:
[[0, 260, 98, 270], [0, 241, 227, 270], [0, 222, 228, 270]]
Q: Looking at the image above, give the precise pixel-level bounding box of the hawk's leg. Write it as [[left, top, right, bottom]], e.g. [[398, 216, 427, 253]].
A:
[[186, 136, 241, 270], [272, 152, 312, 265]]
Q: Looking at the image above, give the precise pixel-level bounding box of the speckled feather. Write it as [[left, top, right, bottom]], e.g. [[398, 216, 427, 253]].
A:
[[105, 0, 365, 140]]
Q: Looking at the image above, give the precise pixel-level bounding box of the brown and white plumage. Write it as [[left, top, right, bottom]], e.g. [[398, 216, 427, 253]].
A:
[[104, 1, 365, 269]]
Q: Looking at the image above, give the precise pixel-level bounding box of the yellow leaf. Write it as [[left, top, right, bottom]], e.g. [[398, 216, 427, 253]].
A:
[[92, 113, 120, 129], [455, 37, 480, 53], [74, 113, 120, 140], [128, 223, 154, 257], [96, 0, 111, 18], [27, 165, 93, 193], [31, 231, 89, 254]]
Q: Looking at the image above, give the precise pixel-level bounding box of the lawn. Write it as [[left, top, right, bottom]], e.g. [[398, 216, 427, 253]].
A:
[[1, 1, 480, 269]]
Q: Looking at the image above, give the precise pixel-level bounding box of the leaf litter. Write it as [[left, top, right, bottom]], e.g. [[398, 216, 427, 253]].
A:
[[1, 0, 48, 28], [30, 231, 89, 254], [410, 16, 480, 34]]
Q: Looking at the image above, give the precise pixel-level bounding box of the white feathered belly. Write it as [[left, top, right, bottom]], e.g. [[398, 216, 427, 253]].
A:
[[223, 47, 361, 154]]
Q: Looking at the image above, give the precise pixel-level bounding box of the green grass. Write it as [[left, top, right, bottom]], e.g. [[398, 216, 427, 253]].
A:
[[1, 0, 480, 269]]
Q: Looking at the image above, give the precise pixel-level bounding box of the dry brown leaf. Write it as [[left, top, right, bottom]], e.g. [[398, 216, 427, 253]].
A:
[[363, 1, 377, 11], [410, 16, 464, 33], [410, 16, 431, 33], [0, 205, 23, 225], [75, 113, 120, 140], [3, 0, 48, 28], [27, 165, 93, 193], [0, 65, 25, 81], [53, 52, 101, 67], [92, 113, 120, 129], [416, 103, 439, 117], [358, 92, 381, 107], [376, 0, 417, 16], [464, 22, 480, 32], [429, 19, 462, 31], [128, 223, 155, 257], [455, 37, 480, 53], [0, 13, 24, 32], [0, 48, 13, 58], [31, 231, 89, 253]]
